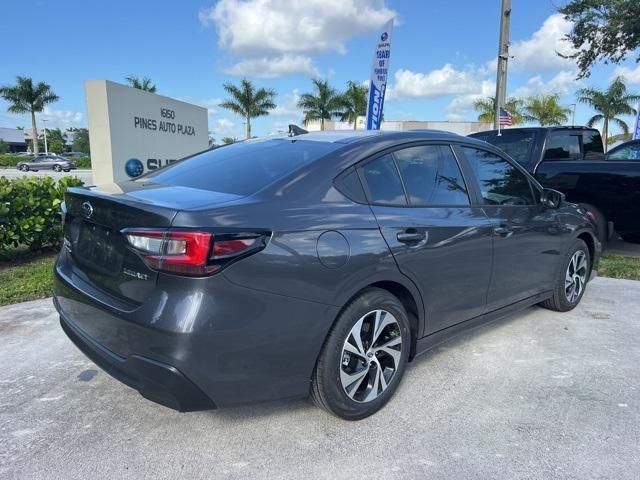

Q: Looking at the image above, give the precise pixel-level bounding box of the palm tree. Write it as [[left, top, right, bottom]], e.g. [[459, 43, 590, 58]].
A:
[[219, 79, 276, 139], [473, 96, 525, 125], [125, 75, 157, 93], [339, 81, 368, 130], [523, 94, 572, 126], [577, 76, 640, 152], [0, 76, 58, 154], [297, 79, 344, 130]]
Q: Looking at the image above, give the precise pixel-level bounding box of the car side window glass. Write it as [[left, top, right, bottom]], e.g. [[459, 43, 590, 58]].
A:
[[462, 148, 536, 206], [544, 131, 581, 160], [583, 130, 604, 158], [393, 145, 470, 206], [609, 145, 640, 160], [360, 154, 407, 206]]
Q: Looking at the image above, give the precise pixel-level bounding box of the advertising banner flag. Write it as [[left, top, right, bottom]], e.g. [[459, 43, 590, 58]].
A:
[[633, 101, 640, 140], [365, 18, 394, 130]]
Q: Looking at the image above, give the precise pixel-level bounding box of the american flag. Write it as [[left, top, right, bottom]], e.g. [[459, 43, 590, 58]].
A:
[[499, 107, 513, 127]]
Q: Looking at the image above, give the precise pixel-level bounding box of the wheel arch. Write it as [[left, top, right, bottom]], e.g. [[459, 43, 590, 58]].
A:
[[576, 230, 597, 276]]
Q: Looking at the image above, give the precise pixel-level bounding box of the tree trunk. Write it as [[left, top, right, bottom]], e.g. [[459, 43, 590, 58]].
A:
[[603, 117, 609, 153], [246, 116, 251, 139], [353, 115, 357, 130], [31, 110, 39, 154], [321, 118, 325, 131]]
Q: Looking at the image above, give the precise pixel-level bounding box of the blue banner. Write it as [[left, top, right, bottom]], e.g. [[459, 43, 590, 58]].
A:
[[633, 101, 640, 140], [366, 19, 394, 130]]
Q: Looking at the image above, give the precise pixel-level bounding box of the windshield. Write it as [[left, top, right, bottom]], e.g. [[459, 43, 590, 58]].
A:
[[472, 131, 537, 166], [140, 139, 340, 196]]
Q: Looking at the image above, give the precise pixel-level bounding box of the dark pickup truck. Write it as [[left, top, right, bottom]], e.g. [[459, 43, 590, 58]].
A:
[[469, 127, 640, 243]]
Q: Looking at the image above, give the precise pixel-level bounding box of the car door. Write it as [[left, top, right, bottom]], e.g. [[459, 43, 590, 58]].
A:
[[458, 146, 565, 311], [359, 144, 493, 335]]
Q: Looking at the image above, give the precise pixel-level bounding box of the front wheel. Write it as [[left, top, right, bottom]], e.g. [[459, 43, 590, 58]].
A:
[[540, 239, 590, 312], [311, 288, 411, 420]]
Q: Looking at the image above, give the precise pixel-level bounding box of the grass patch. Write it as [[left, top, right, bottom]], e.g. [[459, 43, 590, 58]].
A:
[[598, 255, 640, 281], [0, 253, 56, 306]]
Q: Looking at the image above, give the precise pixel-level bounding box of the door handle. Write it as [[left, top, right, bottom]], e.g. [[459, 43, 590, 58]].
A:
[[397, 230, 427, 244], [493, 225, 513, 237]]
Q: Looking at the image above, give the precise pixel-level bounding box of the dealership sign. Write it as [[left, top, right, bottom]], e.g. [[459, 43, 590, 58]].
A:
[[365, 18, 394, 130], [85, 80, 208, 183]]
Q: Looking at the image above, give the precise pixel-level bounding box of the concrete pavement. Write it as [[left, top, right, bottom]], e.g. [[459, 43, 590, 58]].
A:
[[0, 277, 639, 479], [0, 168, 93, 184]]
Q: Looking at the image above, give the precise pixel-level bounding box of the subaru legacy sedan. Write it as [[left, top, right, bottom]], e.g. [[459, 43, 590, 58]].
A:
[[53, 130, 599, 420]]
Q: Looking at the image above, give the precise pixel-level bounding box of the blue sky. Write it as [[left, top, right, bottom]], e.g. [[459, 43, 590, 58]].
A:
[[1, 0, 639, 140]]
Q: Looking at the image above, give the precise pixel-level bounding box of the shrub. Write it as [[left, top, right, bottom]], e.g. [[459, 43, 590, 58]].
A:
[[0, 154, 20, 167], [74, 156, 91, 168], [0, 175, 84, 251]]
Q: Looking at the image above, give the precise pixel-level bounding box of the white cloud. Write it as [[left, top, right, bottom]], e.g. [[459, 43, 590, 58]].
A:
[[511, 70, 579, 98], [510, 13, 577, 72], [271, 89, 303, 118], [446, 80, 496, 121], [39, 107, 84, 129], [200, 0, 396, 56], [614, 64, 640, 85], [224, 54, 320, 78], [390, 65, 481, 99]]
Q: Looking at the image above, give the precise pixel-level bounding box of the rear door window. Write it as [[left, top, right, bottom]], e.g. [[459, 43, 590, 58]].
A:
[[544, 131, 581, 160], [360, 154, 407, 206], [393, 145, 470, 206], [609, 144, 640, 160]]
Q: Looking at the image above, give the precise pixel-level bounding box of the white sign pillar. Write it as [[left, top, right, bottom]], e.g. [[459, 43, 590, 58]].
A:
[[85, 80, 208, 184]]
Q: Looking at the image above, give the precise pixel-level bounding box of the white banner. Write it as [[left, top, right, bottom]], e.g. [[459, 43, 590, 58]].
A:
[[365, 18, 394, 130], [633, 101, 640, 140]]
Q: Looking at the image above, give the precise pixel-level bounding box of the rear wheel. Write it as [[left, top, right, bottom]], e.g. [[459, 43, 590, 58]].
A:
[[311, 288, 411, 420], [580, 203, 607, 245], [540, 239, 590, 312], [53, 164, 62, 172], [19, 164, 29, 172]]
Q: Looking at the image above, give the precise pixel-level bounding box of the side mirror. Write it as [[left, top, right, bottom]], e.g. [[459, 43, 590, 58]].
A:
[[541, 188, 564, 209]]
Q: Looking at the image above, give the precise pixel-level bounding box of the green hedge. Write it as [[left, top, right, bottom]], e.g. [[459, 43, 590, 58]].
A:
[[0, 154, 91, 168], [0, 176, 85, 251]]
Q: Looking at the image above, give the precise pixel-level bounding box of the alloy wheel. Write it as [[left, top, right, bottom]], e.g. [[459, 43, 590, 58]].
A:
[[565, 250, 587, 303], [340, 309, 403, 403]]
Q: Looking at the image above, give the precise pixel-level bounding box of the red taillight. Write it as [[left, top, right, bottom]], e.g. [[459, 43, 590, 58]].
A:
[[124, 229, 266, 276]]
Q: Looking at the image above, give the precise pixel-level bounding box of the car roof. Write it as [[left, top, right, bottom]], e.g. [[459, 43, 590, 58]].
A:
[[263, 129, 469, 145]]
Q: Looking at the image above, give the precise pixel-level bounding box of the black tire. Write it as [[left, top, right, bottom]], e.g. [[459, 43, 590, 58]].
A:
[[540, 238, 590, 312], [63, 169, 70, 172], [620, 233, 640, 244], [311, 288, 411, 420], [20, 164, 29, 172], [53, 165, 62, 172], [579, 203, 607, 245]]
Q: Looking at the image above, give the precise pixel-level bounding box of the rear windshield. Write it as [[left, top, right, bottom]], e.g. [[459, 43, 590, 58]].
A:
[[139, 139, 339, 195], [472, 131, 537, 166]]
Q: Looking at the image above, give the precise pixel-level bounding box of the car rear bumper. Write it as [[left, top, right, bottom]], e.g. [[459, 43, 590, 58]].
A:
[[56, 296, 215, 412], [53, 253, 339, 409]]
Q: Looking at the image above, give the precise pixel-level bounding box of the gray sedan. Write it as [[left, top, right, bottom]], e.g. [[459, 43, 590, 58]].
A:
[[17, 154, 77, 172]]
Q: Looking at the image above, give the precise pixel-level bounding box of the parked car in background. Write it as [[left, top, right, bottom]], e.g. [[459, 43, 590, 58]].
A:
[[16, 154, 77, 172], [607, 139, 640, 161], [469, 127, 640, 244], [54, 130, 599, 419]]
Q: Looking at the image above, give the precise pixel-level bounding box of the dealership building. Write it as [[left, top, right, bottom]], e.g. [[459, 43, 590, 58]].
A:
[[0, 127, 27, 152], [305, 118, 492, 136]]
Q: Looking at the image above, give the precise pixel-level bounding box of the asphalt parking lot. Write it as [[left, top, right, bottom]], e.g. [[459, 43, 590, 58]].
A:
[[1, 277, 639, 479]]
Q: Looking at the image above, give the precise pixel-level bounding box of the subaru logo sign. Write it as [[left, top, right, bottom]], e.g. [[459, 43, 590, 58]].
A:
[[125, 158, 144, 178], [81, 201, 94, 219], [380, 32, 388, 41]]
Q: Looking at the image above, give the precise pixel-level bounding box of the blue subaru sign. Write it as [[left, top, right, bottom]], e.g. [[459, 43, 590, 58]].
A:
[[125, 158, 144, 178]]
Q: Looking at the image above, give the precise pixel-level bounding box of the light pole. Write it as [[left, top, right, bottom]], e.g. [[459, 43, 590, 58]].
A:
[[42, 119, 49, 154], [569, 103, 576, 125], [494, 0, 512, 131]]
